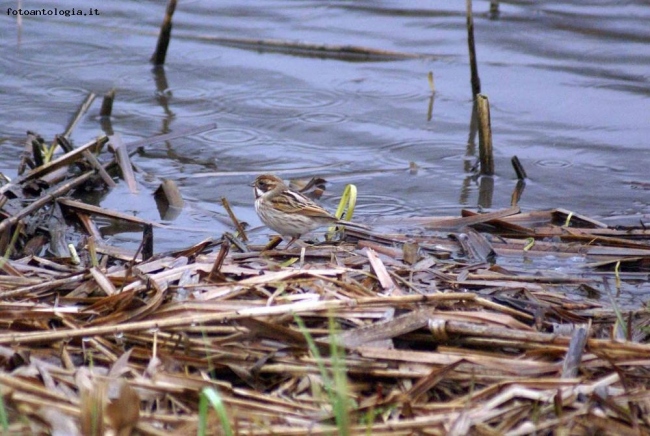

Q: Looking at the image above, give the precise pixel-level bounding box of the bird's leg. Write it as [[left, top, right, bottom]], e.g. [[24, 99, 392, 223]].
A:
[[284, 236, 300, 249]]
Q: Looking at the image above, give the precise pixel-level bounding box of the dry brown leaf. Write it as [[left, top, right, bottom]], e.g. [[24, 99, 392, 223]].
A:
[[105, 380, 140, 436]]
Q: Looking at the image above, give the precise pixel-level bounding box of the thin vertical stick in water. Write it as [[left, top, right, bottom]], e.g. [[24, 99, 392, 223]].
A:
[[31, 138, 44, 167], [466, 0, 481, 96], [427, 71, 436, 122], [142, 224, 154, 261], [100, 89, 115, 118], [511, 156, 527, 180], [490, 1, 500, 19], [476, 94, 494, 175], [151, 0, 178, 65]]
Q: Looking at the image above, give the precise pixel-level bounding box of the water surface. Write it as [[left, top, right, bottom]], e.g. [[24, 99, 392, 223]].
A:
[[1, 1, 649, 303]]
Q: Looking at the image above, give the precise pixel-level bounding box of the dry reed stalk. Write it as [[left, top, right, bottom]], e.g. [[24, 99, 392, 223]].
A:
[[151, 0, 177, 65], [221, 197, 248, 242], [180, 34, 428, 61], [466, 0, 481, 96], [476, 94, 494, 176], [100, 89, 115, 118], [108, 134, 138, 193]]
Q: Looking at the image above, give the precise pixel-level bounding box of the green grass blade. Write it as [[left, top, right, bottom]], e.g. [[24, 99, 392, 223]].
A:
[[329, 183, 358, 239], [198, 387, 233, 436], [0, 385, 8, 431]]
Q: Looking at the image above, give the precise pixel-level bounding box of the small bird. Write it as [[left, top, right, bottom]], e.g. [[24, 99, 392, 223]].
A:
[[252, 174, 361, 246]]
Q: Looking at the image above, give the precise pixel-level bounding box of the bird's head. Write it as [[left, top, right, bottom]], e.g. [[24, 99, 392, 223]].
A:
[[252, 174, 285, 199]]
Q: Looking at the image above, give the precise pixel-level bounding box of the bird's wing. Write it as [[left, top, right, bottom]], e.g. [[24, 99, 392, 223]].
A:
[[271, 190, 336, 219]]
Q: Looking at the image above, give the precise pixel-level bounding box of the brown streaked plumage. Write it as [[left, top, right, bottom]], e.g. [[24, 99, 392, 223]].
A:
[[252, 174, 360, 246]]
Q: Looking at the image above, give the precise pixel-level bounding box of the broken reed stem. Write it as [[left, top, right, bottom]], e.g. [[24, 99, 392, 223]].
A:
[[223, 232, 249, 253], [55, 135, 74, 153], [142, 224, 154, 261], [99, 89, 115, 117], [510, 156, 527, 206], [58, 198, 165, 228], [466, 0, 481, 96], [81, 148, 116, 188], [109, 134, 137, 193], [561, 323, 590, 379], [476, 94, 494, 176], [124, 223, 152, 266], [1, 222, 23, 265], [19, 133, 38, 175], [221, 197, 248, 242], [208, 238, 230, 282], [155, 179, 185, 209], [151, 0, 177, 65], [31, 138, 44, 167], [87, 236, 99, 268], [63, 92, 96, 138], [490, 1, 500, 18], [427, 72, 436, 122], [511, 155, 527, 180]]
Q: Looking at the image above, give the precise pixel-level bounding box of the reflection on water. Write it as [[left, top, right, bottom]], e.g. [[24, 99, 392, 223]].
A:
[[1, 3, 649, 263]]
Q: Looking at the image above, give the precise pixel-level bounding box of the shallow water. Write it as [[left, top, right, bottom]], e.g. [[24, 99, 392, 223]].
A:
[[1, 2, 649, 274]]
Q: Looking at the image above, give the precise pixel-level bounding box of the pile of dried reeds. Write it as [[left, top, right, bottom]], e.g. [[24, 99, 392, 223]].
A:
[[1, 130, 650, 435]]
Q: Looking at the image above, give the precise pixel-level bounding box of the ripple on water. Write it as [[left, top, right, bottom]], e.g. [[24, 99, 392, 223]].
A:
[[219, 88, 345, 119], [333, 74, 426, 101], [378, 138, 438, 153], [193, 137, 321, 169], [535, 159, 572, 169], [200, 127, 261, 145], [258, 89, 344, 109], [376, 139, 464, 169], [165, 86, 214, 100], [339, 194, 414, 216], [299, 112, 349, 124], [122, 86, 228, 119], [171, 49, 224, 71], [1, 40, 133, 68], [22, 70, 65, 85], [45, 86, 91, 101]]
